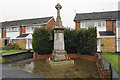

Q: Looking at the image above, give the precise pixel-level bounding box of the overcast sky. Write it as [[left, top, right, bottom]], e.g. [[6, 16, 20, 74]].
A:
[[0, 0, 120, 29]]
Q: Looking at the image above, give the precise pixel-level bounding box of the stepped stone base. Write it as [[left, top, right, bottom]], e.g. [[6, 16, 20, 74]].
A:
[[46, 59, 74, 66]]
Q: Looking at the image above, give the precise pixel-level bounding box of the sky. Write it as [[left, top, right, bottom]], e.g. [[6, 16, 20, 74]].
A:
[[0, 0, 120, 29]]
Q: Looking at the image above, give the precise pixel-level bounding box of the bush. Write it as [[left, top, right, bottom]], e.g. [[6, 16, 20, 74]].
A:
[[5, 42, 20, 50], [32, 28, 53, 54], [12, 42, 19, 50], [64, 27, 97, 55], [64, 28, 78, 53], [32, 27, 97, 55]]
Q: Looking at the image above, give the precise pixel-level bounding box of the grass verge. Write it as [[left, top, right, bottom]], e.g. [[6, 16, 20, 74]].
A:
[[101, 53, 120, 74]]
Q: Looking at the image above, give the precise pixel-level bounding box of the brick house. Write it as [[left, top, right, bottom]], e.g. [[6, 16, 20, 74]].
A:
[[74, 11, 120, 53], [0, 16, 55, 49]]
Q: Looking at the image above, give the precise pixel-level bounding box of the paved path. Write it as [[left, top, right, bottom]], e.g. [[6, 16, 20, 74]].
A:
[[0, 59, 53, 80], [2, 64, 45, 78]]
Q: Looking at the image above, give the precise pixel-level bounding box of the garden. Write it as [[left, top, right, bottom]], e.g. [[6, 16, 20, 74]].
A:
[[0, 42, 32, 63], [101, 53, 120, 74]]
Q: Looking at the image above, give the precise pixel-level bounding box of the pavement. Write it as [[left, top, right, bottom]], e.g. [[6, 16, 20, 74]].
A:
[[0, 59, 53, 80]]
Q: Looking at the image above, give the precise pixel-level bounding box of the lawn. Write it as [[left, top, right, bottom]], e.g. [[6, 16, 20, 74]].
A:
[[101, 53, 120, 74], [0, 49, 26, 56]]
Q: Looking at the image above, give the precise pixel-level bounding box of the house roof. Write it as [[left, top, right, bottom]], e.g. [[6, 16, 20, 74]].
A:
[[74, 11, 120, 22], [99, 31, 115, 36], [17, 34, 29, 38], [1, 16, 53, 28]]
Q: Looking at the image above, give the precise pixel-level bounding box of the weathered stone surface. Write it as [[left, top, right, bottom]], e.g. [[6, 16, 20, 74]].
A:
[[46, 59, 74, 66], [50, 3, 74, 64], [55, 3, 63, 27], [54, 32, 65, 50], [52, 50, 66, 61]]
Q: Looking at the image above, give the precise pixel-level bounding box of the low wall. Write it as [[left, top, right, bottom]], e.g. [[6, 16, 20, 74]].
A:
[[33, 52, 95, 61], [94, 53, 112, 79], [2, 52, 33, 63]]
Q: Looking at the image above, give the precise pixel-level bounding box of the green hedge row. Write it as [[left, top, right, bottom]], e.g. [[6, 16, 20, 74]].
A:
[[32, 27, 97, 55]]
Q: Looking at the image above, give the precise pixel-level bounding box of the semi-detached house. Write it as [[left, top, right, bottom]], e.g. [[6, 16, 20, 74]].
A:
[[0, 16, 55, 49], [74, 11, 120, 53]]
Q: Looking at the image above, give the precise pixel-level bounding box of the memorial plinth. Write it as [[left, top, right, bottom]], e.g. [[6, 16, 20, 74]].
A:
[[47, 3, 74, 66]]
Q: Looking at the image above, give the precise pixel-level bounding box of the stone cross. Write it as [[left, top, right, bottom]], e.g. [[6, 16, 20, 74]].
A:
[[55, 3, 62, 27]]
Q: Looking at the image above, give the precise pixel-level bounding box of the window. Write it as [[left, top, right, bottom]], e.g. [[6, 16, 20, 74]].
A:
[[102, 21, 105, 26], [26, 27, 34, 32], [10, 27, 19, 32], [85, 21, 94, 28], [98, 21, 101, 27], [98, 20, 105, 27], [6, 28, 10, 32]]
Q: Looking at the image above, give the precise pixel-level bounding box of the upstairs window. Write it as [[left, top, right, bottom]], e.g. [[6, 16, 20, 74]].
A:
[[7, 27, 19, 32], [10, 27, 19, 32], [98, 20, 105, 27], [6, 28, 10, 32], [26, 27, 34, 32]]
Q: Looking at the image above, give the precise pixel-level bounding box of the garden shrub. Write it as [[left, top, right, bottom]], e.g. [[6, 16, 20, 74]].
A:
[[5, 42, 20, 50], [32, 27, 97, 55], [32, 28, 53, 54]]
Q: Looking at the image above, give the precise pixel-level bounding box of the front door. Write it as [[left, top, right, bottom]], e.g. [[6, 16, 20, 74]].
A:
[[5, 39, 9, 45], [28, 39, 32, 49]]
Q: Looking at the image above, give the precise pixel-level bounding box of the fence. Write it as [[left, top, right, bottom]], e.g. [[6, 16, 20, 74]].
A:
[[94, 53, 112, 80]]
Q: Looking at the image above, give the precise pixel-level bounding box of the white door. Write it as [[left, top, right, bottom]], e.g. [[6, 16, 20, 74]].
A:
[[28, 39, 32, 49], [97, 39, 101, 52], [117, 39, 120, 52]]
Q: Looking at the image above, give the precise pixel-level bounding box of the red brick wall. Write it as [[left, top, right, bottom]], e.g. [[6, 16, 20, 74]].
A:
[[75, 22, 80, 29], [106, 20, 116, 35], [19, 26, 26, 35], [43, 18, 55, 29], [33, 52, 95, 61], [1, 28, 6, 38], [22, 26, 26, 33], [19, 26, 22, 35], [106, 20, 117, 52]]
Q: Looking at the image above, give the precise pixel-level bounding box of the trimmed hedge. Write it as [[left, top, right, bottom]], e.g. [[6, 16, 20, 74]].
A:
[[32, 28, 53, 54], [32, 27, 97, 55]]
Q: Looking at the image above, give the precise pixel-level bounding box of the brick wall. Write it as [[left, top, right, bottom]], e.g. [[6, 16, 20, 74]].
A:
[[19, 26, 26, 35], [75, 22, 80, 29], [100, 37, 116, 53], [0, 39, 5, 47], [17, 39, 26, 49], [106, 20, 116, 35], [33, 52, 95, 61], [43, 18, 55, 28], [1, 28, 6, 38], [19, 26, 22, 35], [22, 26, 26, 33]]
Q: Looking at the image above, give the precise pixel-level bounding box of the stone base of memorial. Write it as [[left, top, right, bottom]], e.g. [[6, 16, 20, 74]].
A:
[[46, 58, 74, 66]]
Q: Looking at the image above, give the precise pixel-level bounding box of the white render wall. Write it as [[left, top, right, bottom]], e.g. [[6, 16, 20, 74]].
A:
[[6, 32, 19, 39], [0, 28, 1, 38], [80, 20, 106, 38], [116, 21, 120, 52]]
